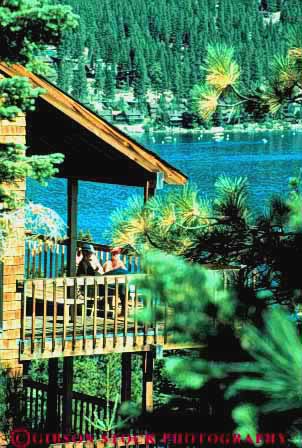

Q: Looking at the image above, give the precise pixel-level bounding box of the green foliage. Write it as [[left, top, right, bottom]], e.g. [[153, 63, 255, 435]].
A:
[[287, 170, 302, 231], [0, 0, 78, 65], [213, 175, 251, 225], [0, 367, 7, 432], [0, 367, 26, 434], [54, 0, 302, 123], [78, 229, 93, 242], [0, 77, 43, 120], [194, 33, 302, 121], [0, 0, 77, 217], [29, 354, 143, 407], [137, 250, 235, 344], [232, 404, 258, 441], [0, 144, 64, 184], [109, 177, 252, 258], [226, 308, 302, 413], [203, 44, 240, 91]]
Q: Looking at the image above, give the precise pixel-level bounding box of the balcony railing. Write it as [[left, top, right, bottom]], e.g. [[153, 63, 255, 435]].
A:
[[25, 235, 141, 279], [20, 274, 169, 358], [23, 378, 113, 435]]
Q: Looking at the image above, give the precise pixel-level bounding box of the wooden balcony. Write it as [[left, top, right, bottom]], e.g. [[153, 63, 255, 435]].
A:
[[20, 274, 198, 360], [21, 237, 240, 360]]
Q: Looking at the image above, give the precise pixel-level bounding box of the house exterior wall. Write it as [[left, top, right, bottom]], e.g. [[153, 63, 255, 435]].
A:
[[0, 114, 26, 374]]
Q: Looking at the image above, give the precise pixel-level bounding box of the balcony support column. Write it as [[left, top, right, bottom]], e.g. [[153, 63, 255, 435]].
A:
[[144, 178, 156, 203], [62, 357, 73, 434], [67, 178, 78, 277], [62, 178, 77, 434], [142, 351, 154, 413], [46, 358, 59, 432]]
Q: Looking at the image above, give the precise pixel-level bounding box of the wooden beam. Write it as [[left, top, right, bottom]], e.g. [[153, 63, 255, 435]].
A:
[[121, 353, 132, 402], [142, 351, 154, 413], [67, 178, 78, 277], [62, 357, 73, 434], [46, 358, 59, 432]]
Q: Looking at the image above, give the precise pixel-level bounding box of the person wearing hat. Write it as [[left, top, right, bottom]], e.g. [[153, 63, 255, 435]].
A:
[[103, 247, 126, 274], [103, 247, 128, 317], [77, 243, 103, 276]]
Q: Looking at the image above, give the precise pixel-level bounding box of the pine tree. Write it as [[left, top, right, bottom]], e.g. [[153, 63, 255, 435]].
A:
[[133, 53, 149, 107], [103, 66, 116, 103], [72, 57, 89, 104], [94, 60, 104, 98]]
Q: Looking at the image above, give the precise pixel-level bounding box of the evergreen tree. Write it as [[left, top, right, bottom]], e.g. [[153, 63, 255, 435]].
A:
[[57, 60, 73, 94], [94, 60, 104, 98], [0, 0, 77, 209], [133, 53, 149, 107], [72, 57, 88, 104], [103, 65, 116, 103], [53, 0, 302, 121], [149, 62, 163, 94]]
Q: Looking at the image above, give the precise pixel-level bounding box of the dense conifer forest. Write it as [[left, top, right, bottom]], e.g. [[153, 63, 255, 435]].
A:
[[52, 0, 302, 126]]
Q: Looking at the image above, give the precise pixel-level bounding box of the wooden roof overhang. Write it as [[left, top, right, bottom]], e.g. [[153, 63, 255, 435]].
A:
[[0, 63, 187, 187]]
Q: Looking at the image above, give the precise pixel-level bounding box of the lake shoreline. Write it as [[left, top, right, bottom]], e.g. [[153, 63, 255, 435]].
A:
[[117, 122, 302, 136]]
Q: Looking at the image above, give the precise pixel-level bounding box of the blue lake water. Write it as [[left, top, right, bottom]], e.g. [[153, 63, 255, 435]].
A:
[[26, 130, 302, 243]]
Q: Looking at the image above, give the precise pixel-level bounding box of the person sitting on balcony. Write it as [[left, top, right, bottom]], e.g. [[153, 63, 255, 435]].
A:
[[77, 243, 103, 276], [103, 247, 128, 317], [103, 247, 127, 274]]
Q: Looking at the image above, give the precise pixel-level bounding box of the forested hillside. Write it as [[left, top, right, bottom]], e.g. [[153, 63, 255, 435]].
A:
[[53, 0, 302, 125]]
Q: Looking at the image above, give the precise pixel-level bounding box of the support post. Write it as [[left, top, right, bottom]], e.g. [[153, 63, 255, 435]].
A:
[[142, 351, 154, 413], [63, 180, 77, 433], [144, 179, 156, 203], [67, 178, 78, 277], [62, 357, 73, 434], [121, 353, 132, 402], [46, 358, 59, 432]]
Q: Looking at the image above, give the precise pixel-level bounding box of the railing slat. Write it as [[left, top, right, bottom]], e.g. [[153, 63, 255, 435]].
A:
[[83, 278, 87, 350], [26, 241, 31, 279], [43, 241, 48, 278], [21, 281, 27, 353], [61, 245, 65, 276], [123, 276, 128, 346], [113, 278, 118, 347], [72, 278, 78, 351], [103, 277, 108, 348], [38, 243, 42, 278], [134, 287, 138, 347], [32, 245, 36, 279], [31, 282, 36, 353], [63, 279, 67, 351], [49, 244, 53, 278], [52, 280, 57, 352], [93, 279, 97, 348], [42, 279, 47, 352], [34, 388, 39, 428]]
